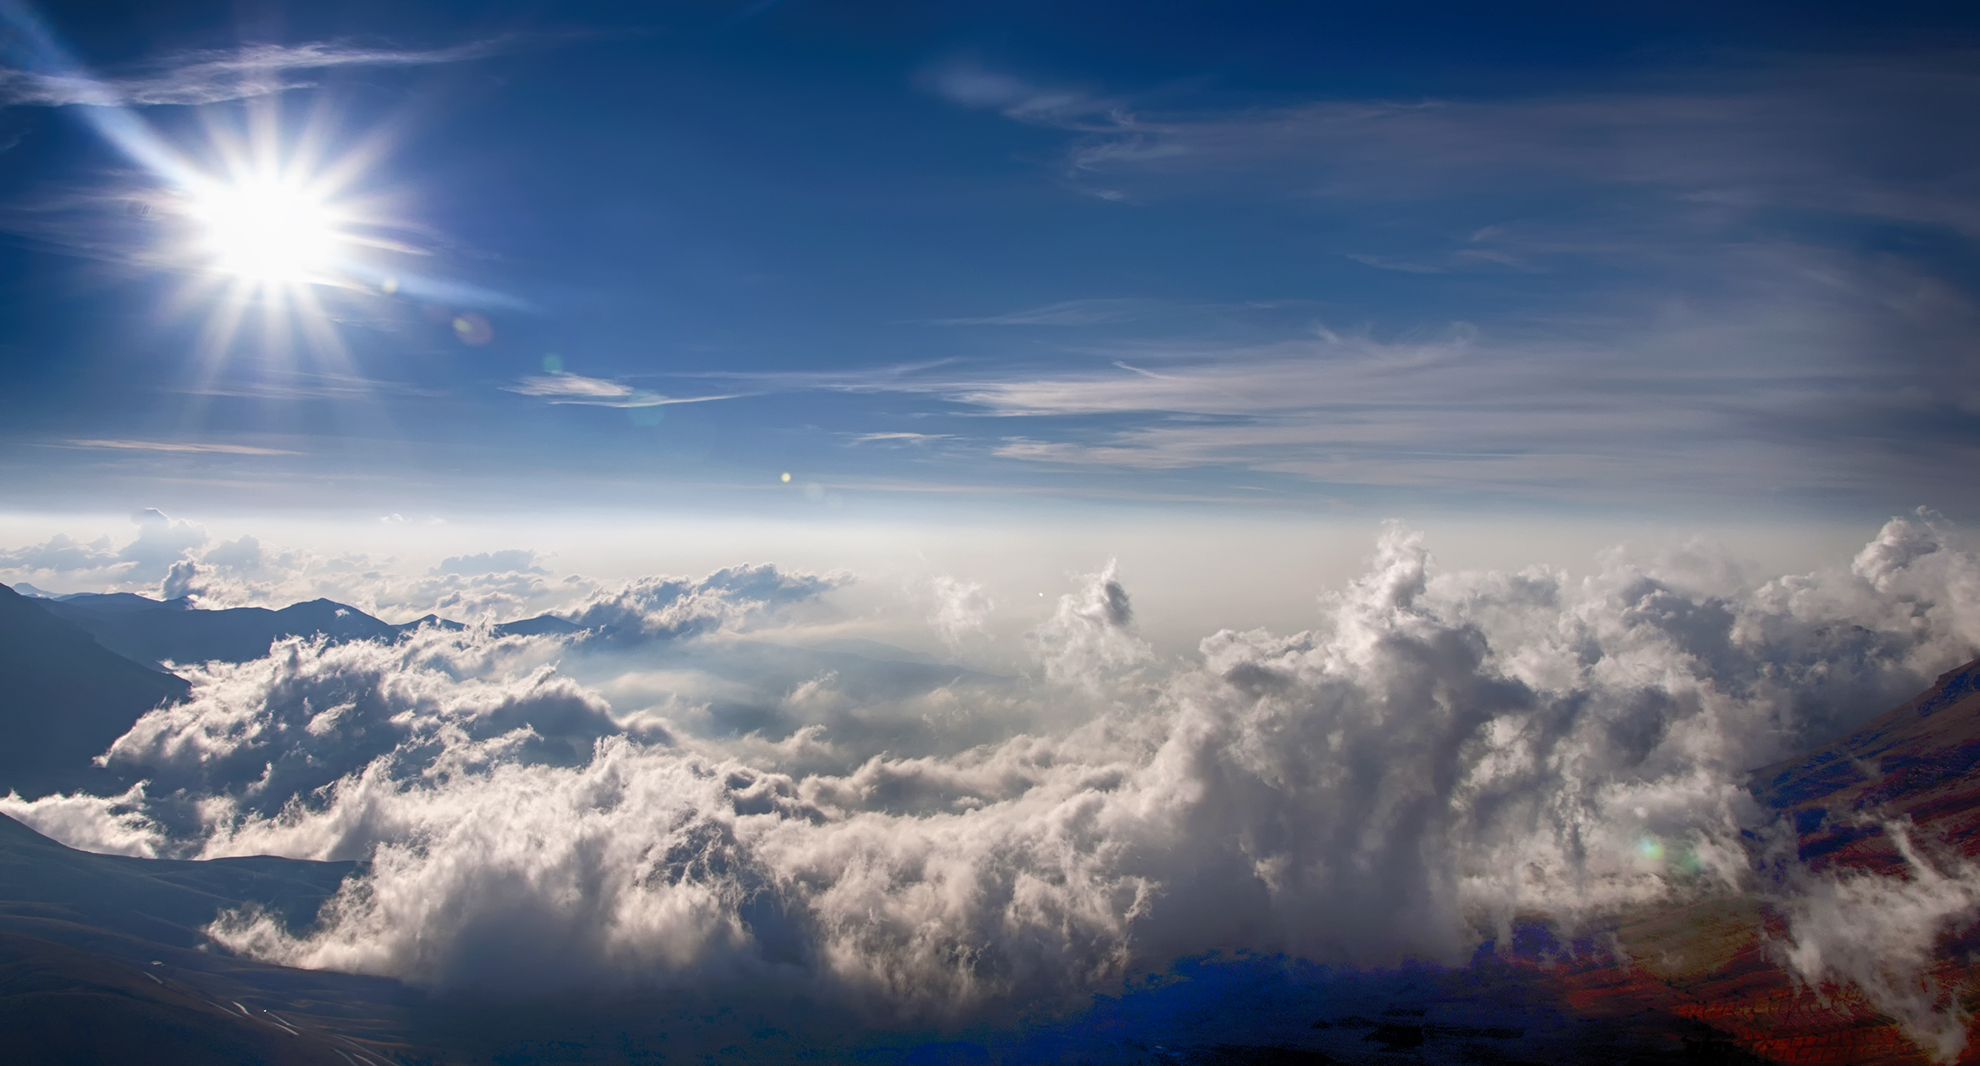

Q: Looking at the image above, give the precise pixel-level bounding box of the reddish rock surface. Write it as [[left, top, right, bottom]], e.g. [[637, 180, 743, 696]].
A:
[[1525, 659, 1980, 1065]]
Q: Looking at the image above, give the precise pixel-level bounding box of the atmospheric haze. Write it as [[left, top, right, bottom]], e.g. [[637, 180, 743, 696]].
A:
[[5, 509, 1980, 1058]]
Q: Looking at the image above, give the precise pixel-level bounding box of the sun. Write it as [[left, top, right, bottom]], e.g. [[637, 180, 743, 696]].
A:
[[186, 176, 347, 285]]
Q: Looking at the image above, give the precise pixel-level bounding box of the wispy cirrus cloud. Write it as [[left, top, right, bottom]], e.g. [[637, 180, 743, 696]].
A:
[[180, 371, 444, 402], [925, 298, 1159, 327], [926, 62, 1111, 126], [61, 438, 302, 456], [504, 372, 743, 409], [709, 237, 1978, 506], [931, 57, 1980, 237], [0, 37, 542, 108], [900, 57, 1980, 507], [846, 432, 954, 446]]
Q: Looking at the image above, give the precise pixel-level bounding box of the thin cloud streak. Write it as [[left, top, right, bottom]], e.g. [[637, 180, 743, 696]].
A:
[[504, 373, 745, 408], [61, 438, 302, 456], [0, 36, 555, 108], [177, 372, 445, 402], [934, 57, 1980, 236], [706, 240, 1979, 505], [925, 299, 1155, 327], [846, 432, 954, 445]]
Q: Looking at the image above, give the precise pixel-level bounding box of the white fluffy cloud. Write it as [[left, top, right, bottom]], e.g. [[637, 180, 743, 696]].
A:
[[0, 783, 161, 857], [0, 512, 591, 621], [928, 576, 994, 650], [0, 508, 209, 587], [563, 565, 849, 643], [14, 514, 1980, 1056]]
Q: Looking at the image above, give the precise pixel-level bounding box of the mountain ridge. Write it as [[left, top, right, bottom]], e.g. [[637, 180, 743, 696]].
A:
[[35, 589, 580, 670]]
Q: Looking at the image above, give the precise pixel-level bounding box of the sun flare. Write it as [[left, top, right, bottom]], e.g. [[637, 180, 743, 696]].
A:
[[187, 177, 345, 285]]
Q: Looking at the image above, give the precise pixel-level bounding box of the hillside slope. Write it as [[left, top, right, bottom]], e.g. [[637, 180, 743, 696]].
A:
[[0, 584, 190, 798]]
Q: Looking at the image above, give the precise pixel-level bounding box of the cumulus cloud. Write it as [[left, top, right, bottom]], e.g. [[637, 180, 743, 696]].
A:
[[929, 576, 994, 649], [18, 516, 1980, 1059], [0, 508, 210, 588], [1030, 561, 1148, 688], [433, 549, 545, 577], [104, 629, 609, 829], [119, 508, 208, 580], [0, 530, 119, 573], [0, 784, 162, 857], [0, 519, 604, 623], [562, 564, 847, 643]]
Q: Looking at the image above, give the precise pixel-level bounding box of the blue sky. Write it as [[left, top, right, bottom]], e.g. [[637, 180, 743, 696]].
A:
[[1, 0, 1977, 523]]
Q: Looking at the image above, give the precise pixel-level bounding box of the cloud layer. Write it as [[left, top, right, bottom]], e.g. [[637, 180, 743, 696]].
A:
[[3, 511, 1980, 1046], [7, 513, 1980, 1056]]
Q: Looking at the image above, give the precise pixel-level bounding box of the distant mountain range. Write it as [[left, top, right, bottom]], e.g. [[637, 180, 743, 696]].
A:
[[23, 587, 580, 670], [0, 583, 993, 803], [0, 584, 582, 800]]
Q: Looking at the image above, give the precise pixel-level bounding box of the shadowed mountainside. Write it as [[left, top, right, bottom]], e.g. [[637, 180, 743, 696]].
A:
[[0, 810, 422, 1065], [1749, 657, 1980, 873], [0, 584, 190, 799], [0, 931, 355, 1066]]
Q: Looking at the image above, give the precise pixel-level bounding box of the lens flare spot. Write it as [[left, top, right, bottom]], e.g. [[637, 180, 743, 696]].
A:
[[1637, 837, 1665, 862], [543, 353, 564, 373], [780, 472, 792, 483], [452, 313, 493, 346]]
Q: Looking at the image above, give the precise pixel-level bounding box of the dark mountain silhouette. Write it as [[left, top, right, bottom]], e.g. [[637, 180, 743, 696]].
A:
[[2, 584, 582, 797], [0, 584, 190, 799], [489, 612, 585, 638], [35, 589, 582, 669], [37, 592, 575, 669]]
